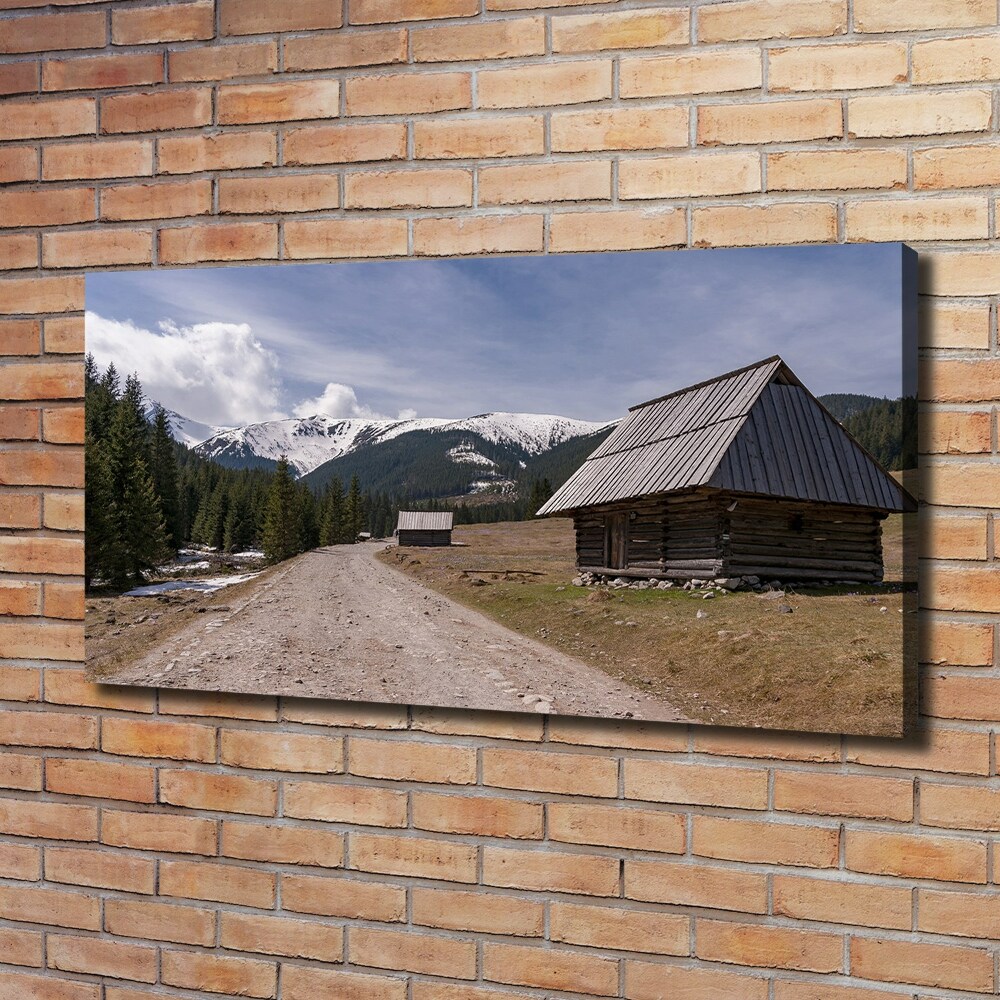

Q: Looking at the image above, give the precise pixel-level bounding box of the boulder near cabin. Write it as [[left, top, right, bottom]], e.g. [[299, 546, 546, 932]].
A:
[[537, 357, 916, 584], [395, 511, 454, 547]]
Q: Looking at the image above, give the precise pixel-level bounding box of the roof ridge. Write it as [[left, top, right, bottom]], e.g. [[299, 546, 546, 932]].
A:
[[628, 355, 787, 412]]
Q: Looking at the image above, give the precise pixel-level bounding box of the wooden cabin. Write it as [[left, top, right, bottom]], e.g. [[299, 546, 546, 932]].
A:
[[537, 357, 916, 584], [396, 511, 454, 547]]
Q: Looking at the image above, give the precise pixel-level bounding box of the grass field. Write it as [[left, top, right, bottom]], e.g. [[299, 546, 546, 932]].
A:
[[379, 515, 915, 737]]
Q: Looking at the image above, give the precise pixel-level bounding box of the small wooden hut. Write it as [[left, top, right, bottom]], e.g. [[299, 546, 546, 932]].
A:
[[537, 357, 916, 583], [396, 511, 454, 547]]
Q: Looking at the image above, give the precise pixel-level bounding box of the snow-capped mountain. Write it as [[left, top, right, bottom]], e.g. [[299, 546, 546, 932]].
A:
[[146, 404, 225, 450], [189, 411, 612, 478]]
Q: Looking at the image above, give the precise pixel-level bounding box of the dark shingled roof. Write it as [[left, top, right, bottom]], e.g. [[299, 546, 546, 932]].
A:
[[537, 356, 916, 516], [396, 511, 454, 532]]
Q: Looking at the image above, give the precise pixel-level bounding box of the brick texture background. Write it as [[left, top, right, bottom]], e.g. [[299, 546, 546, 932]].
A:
[[0, 0, 998, 996]]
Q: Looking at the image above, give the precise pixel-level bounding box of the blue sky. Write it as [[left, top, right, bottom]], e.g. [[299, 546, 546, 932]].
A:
[[86, 244, 911, 429]]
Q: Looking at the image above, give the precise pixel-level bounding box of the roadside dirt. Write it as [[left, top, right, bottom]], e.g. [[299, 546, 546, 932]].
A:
[[89, 543, 689, 722]]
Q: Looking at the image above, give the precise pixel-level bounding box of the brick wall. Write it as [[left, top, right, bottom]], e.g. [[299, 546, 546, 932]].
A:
[[0, 0, 998, 996]]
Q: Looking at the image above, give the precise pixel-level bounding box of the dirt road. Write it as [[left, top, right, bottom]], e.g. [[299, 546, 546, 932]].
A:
[[107, 543, 688, 722]]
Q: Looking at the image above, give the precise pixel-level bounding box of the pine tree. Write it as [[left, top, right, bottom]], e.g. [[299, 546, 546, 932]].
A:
[[297, 485, 319, 551], [342, 474, 364, 543], [319, 478, 344, 545], [261, 456, 301, 563], [149, 406, 182, 551]]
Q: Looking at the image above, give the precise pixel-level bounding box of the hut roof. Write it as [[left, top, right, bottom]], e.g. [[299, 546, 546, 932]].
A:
[[537, 356, 916, 516], [396, 511, 454, 532]]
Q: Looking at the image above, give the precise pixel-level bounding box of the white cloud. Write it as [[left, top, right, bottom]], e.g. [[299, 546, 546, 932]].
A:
[[293, 382, 377, 419], [85, 312, 284, 426]]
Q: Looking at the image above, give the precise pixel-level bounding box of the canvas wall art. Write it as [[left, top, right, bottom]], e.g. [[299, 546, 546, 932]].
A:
[[85, 244, 917, 737]]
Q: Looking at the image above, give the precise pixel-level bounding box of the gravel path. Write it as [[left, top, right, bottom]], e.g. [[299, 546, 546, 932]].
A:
[[112, 543, 689, 722]]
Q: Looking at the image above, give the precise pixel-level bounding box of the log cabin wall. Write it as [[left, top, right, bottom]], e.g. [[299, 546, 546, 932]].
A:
[[397, 530, 453, 547]]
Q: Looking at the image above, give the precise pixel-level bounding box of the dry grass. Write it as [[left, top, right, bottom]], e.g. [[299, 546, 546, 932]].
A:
[[379, 516, 914, 737]]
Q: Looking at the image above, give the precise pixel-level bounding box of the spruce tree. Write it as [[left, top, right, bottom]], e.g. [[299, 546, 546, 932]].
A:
[[150, 406, 181, 551], [342, 474, 364, 544], [261, 456, 301, 563], [319, 478, 344, 545], [84, 435, 123, 589]]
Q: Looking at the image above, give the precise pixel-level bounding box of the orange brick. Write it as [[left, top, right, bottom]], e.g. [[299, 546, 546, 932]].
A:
[[412, 17, 544, 61], [102, 88, 212, 134], [921, 781, 1000, 831], [921, 412, 991, 455], [0, 450, 83, 488], [550, 208, 686, 252], [101, 809, 217, 855], [346, 72, 470, 116], [921, 513, 988, 560], [768, 148, 906, 192], [43, 317, 85, 354], [620, 151, 760, 199], [699, 0, 847, 42], [847, 727, 990, 774], [222, 820, 344, 867], [218, 80, 340, 125], [700, 98, 842, 145], [160, 859, 276, 907], [46, 758, 154, 803], [627, 858, 767, 913], [0, 927, 41, 968], [0, 407, 39, 440], [915, 143, 1000, 191], [0, 147, 38, 184], [43, 229, 152, 269], [0, 97, 97, 141], [0, 10, 106, 54], [0, 972, 97, 1000], [414, 116, 543, 159], [351, 926, 477, 979], [0, 59, 37, 96], [925, 671, 1000, 717], [481, 160, 611, 205], [43, 53, 163, 92], [112, 1, 214, 44], [774, 983, 908, 1000], [349, 736, 477, 782], [0, 709, 95, 749], [695, 815, 840, 868], [285, 122, 406, 165], [478, 60, 611, 109], [44, 140, 152, 183], [282, 873, 405, 922], [45, 668, 153, 712], [220, 173, 338, 215], [159, 222, 279, 264], [282, 965, 405, 1000], [550, 801, 684, 853], [0, 841, 40, 879], [220, 729, 343, 772], [621, 48, 761, 97], [170, 41, 278, 82], [105, 898, 215, 947], [846, 828, 987, 882], [412, 791, 542, 839], [919, 888, 1000, 939], [0, 537, 83, 574], [0, 276, 84, 315], [553, 8, 688, 52], [849, 91, 992, 138], [0, 752, 42, 790], [345, 168, 473, 209], [551, 901, 688, 955], [411, 707, 543, 741], [158, 131, 277, 174], [847, 196, 988, 242], [0, 322, 41, 357], [697, 919, 842, 973], [351, 0, 477, 23], [626, 962, 769, 1000], [42, 582, 85, 619], [0, 884, 99, 930], [926, 566, 1000, 614], [352, 832, 478, 882], [44, 846, 155, 894], [694, 202, 837, 247], [552, 106, 688, 152], [220, 0, 342, 34], [483, 845, 618, 895], [0, 665, 39, 700], [159, 768, 277, 816], [483, 942, 618, 995], [913, 35, 1000, 86], [855, 0, 994, 32], [769, 41, 906, 91], [482, 746, 617, 796], [0, 234, 38, 271], [158, 689, 277, 721], [0, 494, 41, 530], [284, 780, 407, 826], [773, 874, 911, 929], [0, 186, 95, 227], [773, 771, 913, 820], [221, 912, 343, 962], [851, 936, 992, 993], [101, 179, 212, 221], [285, 30, 406, 71], [284, 217, 408, 259], [162, 951, 277, 999], [412, 886, 544, 937], [923, 358, 1000, 403], [413, 214, 543, 255], [287, 706, 405, 732], [102, 717, 217, 762], [48, 934, 156, 983], [625, 759, 768, 808]]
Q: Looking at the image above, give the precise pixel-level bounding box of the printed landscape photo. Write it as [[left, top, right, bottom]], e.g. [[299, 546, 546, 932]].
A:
[[85, 245, 917, 737]]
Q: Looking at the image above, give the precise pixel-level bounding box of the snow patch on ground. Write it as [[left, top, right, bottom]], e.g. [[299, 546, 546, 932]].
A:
[[447, 442, 497, 467], [124, 573, 260, 597]]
